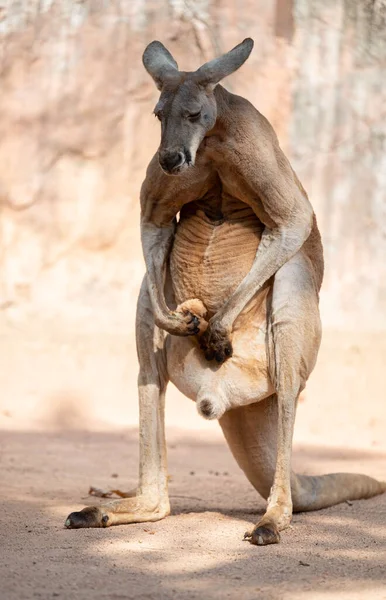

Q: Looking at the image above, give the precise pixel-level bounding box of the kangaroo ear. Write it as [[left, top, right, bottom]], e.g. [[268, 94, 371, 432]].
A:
[[195, 38, 254, 88], [142, 41, 179, 90]]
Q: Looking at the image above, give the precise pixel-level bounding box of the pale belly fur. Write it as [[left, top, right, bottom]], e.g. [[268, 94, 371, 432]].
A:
[[166, 196, 274, 418]]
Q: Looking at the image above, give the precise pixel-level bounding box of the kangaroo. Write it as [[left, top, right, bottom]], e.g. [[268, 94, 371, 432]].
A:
[[65, 39, 386, 545]]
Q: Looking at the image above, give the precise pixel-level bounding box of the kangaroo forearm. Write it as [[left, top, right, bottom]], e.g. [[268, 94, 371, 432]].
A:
[[217, 224, 311, 329], [141, 222, 176, 330], [145, 264, 174, 331], [141, 221, 201, 336], [146, 263, 202, 336]]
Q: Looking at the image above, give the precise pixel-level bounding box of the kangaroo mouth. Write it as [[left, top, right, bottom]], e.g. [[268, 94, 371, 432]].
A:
[[161, 161, 187, 176], [159, 148, 193, 176]]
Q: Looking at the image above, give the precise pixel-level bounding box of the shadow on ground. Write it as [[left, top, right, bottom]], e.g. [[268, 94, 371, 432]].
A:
[[1, 428, 385, 600]]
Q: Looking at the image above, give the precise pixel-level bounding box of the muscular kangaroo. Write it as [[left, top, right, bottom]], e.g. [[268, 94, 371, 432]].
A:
[[65, 39, 385, 545]]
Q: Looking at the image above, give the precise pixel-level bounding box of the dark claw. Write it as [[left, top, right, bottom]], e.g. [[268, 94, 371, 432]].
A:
[[186, 314, 199, 326], [247, 524, 280, 546], [101, 515, 110, 526], [224, 344, 233, 357], [185, 312, 201, 334], [188, 325, 200, 335], [215, 351, 224, 363], [205, 349, 215, 361]]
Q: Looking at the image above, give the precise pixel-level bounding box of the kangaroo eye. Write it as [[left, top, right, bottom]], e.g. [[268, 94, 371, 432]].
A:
[[187, 110, 201, 120]]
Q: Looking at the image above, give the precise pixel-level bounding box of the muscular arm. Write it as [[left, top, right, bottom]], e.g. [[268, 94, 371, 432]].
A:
[[219, 154, 312, 328], [140, 153, 210, 335], [204, 106, 314, 352], [141, 220, 178, 332]]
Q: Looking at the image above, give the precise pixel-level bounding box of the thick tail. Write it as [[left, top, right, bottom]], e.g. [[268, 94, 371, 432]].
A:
[[293, 472, 386, 512], [219, 397, 386, 512]]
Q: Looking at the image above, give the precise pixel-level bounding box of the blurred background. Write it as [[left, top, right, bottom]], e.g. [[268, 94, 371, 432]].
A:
[[0, 0, 385, 446]]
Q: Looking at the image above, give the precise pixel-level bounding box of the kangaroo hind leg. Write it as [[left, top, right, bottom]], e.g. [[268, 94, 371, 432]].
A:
[[247, 253, 321, 545], [65, 277, 170, 528]]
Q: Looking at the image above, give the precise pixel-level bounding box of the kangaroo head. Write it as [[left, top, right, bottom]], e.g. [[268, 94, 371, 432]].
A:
[[142, 38, 254, 175]]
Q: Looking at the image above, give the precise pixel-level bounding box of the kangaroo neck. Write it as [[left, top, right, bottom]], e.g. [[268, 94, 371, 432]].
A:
[[207, 84, 237, 140]]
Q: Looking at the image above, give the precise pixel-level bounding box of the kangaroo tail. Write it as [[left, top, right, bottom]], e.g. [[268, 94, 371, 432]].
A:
[[293, 472, 386, 512], [219, 398, 386, 512]]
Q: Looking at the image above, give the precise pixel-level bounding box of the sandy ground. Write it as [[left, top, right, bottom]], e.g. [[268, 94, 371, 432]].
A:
[[1, 325, 386, 599]]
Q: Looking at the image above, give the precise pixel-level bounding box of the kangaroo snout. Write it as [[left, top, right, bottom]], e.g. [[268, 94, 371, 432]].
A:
[[159, 149, 186, 175]]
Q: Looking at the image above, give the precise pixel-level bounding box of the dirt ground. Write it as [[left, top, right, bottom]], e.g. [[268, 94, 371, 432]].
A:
[[1, 326, 386, 600]]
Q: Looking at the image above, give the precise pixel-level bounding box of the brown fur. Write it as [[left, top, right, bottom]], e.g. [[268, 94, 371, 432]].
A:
[[65, 40, 385, 545]]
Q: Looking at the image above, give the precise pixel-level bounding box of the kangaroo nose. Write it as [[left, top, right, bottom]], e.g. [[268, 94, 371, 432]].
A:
[[159, 150, 185, 174]]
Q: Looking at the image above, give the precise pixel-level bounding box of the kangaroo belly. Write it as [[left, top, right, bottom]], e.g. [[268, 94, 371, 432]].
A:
[[168, 197, 273, 416], [170, 204, 263, 316]]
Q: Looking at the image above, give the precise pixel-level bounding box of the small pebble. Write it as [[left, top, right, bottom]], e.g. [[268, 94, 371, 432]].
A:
[[299, 560, 310, 567]]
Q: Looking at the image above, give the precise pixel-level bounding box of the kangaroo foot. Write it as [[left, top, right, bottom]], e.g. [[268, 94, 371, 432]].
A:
[[244, 505, 292, 546], [65, 493, 170, 529], [65, 506, 111, 528], [244, 520, 280, 546]]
